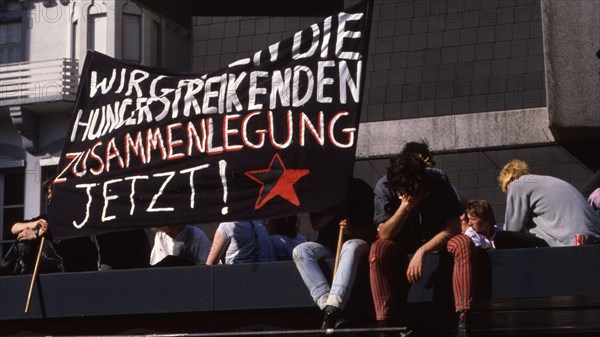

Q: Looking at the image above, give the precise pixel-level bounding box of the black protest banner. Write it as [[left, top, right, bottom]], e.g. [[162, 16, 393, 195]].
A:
[[48, 0, 373, 239]]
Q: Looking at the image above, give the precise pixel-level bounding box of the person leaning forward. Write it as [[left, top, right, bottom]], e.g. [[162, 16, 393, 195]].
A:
[[1, 177, 64, 275], [496, 159, 600, 248], [369, 152, 474, 337]]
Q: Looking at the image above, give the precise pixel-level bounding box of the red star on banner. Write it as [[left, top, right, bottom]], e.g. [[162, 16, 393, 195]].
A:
[[244, 154, 310, 209]]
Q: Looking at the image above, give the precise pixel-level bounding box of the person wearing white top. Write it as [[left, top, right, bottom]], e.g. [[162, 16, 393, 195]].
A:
[[150, 225, 211, 265], [462, 200, 500, 249]]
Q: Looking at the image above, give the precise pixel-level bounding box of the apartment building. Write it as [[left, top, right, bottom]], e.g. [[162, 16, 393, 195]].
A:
[[0, 0, 190, 256]]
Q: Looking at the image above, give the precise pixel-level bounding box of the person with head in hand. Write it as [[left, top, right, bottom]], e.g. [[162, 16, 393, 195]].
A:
[[369, 152, 474, 337]]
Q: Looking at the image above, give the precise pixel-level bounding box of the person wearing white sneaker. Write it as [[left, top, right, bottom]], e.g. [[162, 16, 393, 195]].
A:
[[293, 178, 375, 329]]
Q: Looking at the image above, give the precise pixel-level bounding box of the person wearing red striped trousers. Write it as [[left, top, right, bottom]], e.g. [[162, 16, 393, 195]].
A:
[[370, 153, 473, 337]]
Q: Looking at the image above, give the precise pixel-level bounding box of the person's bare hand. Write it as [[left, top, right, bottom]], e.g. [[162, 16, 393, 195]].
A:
[[17, 228, 37, 241], [400, 189, 430, 210], [339, 218, 351, 235], [406, 249, 425, 284], [35, 219, 48, 236]]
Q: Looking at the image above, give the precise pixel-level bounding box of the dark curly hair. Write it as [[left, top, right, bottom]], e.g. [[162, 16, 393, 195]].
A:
[[385, 152, 430, 196], [402, 141, 436, 167]]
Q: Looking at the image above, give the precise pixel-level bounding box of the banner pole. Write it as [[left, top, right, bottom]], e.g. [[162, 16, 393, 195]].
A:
[[24, 236, 45, 313], [332, 219, 346, 280]]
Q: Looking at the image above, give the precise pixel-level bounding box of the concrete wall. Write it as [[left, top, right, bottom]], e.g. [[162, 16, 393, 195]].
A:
[[191, 0, 552, 155], [2, 246, 599, 335], [541, 0, 600, 131], [189, 0, 597, 225], [362, 0, 546, 121]]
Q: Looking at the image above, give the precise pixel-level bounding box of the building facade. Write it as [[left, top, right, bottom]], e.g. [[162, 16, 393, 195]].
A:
[[1, 0, 599, 258], [0, 0, 190, 257]]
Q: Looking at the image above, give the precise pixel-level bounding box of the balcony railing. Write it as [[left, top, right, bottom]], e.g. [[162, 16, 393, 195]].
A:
[[0, 58, 79, 107]]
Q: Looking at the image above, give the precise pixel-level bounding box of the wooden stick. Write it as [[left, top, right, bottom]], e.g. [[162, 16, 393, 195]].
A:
[[332, 219, 347, 280], [25, 236, 45, 313]]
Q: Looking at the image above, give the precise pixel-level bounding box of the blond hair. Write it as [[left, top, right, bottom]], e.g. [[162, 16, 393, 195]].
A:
[[498, 159, 530, 192]]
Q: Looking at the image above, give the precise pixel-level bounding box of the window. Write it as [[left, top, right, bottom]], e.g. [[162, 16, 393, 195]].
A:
[[87, 4, 107, 54], [122, 13, 141, 63], [149, 20, 161, 67], [71, 20, 78, 59], [122, 2, 142, 64], [0, 1, 23, 64], [0, 170, 24, 259]]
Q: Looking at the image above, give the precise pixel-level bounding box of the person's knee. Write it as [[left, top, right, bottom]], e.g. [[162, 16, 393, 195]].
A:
[[343, 239, 368, 255], [292, 243, 312, 262], [448, 234, 474, 256], [369, 239, 394, 264]]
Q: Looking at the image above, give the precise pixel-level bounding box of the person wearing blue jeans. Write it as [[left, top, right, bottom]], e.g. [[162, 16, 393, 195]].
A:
[[293, 225, 368, 328], [293, 178, 376, 329]]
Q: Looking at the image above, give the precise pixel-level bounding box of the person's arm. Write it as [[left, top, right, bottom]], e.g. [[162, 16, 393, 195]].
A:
[[406, 216, 461, 284], [12, 218, 48, 239], [377, 190, 429, 240], [206, 229, 227, 265]]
